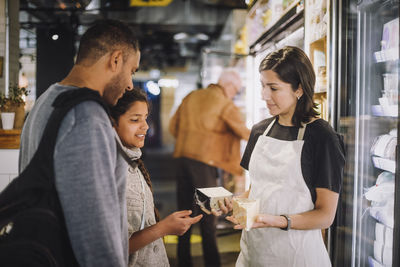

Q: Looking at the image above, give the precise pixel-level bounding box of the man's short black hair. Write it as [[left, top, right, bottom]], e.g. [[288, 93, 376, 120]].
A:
[[76, 19, 139, 65]]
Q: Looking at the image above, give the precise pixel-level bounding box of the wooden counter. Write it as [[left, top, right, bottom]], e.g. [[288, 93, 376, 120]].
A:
[[0, 129, 22, 149]]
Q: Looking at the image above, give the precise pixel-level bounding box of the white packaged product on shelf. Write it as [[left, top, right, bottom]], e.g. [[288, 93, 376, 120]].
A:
[[388, 128, 397, 137], [368, 172, 395, 228], [373, 240, 392, 266], [369, 198, 394, 228], [371, 105, 384, 116], [368, 256, 385, 267], [375, 222, 393, 248], [383, 73, 398, 94], [382, 18, 399, 51], [365, 172, 394, 202], [370, 134, 396, 160], [374, 18, 400, 62], [376, 171, 395, 184], [372, 156, 395, 173]]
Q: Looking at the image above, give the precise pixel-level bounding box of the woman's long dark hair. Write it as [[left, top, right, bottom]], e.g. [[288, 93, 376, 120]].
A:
[[110, 89, 159, 222], [259, 46, 319, 127]]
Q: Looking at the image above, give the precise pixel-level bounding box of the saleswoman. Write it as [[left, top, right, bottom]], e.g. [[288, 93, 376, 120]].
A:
[[220, 46, 345, 267]]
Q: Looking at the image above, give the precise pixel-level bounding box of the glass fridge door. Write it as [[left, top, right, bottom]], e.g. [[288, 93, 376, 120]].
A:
[[338, 0, 399, 266]]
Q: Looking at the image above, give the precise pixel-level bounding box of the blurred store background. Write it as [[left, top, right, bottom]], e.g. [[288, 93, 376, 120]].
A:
[[0, 0, 399, 266]]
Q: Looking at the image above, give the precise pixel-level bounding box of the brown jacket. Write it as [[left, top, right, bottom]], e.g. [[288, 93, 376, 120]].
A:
[[169, 84, 250, 175]]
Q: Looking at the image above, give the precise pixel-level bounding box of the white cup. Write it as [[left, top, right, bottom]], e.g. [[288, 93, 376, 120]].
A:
[[1, 112, 15, 130]]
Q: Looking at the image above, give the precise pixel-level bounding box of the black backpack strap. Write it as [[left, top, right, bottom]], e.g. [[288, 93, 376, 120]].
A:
[[26, 88, 110, 183]]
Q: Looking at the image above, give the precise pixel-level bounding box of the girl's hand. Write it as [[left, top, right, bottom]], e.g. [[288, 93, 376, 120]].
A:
[[160, 210, 202, 236]]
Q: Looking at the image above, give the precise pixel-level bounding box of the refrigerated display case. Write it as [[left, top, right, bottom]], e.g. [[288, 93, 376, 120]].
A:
[[333, 0, 400, 266]]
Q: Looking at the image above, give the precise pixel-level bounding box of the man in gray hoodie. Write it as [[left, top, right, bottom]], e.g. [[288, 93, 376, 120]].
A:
[[19, 19, 141, 267]]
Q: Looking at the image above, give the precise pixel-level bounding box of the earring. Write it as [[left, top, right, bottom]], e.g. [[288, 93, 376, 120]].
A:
[[297, 95, 301, 100]]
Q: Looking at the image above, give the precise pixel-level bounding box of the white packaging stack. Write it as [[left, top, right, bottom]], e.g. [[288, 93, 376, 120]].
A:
[[368, 256, 385, 267], [370, 134, 396, 160], [373, 222, 393, 266], [373, 240, 392, 266], [375, 222, 393, 248]]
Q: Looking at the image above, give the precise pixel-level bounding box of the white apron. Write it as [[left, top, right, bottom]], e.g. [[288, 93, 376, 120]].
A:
[[236, 119, 331, 267]]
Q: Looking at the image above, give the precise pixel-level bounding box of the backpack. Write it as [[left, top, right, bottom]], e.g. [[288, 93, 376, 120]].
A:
[[0, 88, 109, 266]]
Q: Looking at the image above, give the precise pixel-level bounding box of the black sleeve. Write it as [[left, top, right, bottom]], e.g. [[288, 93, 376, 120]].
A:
[[240, 118, 272, 170], [312, 122, 346, 193]]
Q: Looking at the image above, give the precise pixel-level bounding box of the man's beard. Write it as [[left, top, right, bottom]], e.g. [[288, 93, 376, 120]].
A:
[[103, 73, 125, 106]]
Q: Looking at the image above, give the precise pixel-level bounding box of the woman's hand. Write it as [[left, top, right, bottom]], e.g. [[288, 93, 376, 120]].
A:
[[211, 197, 233, 216], [211, 190, 250, 217], [160, 210, 202, 236], [225, 188, 339, 231], [225, 214, 243, 229], [225, 213, 286, 230]]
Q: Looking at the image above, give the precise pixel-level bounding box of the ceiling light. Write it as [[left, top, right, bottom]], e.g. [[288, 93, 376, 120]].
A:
[[146, 81, 160, 96], [52, 34, 59, 41], [195, 33, 209, 41], [149, 69, 161, 79], [173, 32, 189, 41], [221, 34, 233, 41]]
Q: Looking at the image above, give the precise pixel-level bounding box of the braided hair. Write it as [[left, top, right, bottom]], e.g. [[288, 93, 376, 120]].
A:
[[110, 89, 160, 222]]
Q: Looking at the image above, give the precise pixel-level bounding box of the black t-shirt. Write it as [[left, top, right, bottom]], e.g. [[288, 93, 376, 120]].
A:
[[240, 117, 345, 203]]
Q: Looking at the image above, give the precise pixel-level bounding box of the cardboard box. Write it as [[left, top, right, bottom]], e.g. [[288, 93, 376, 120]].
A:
[[194, 186, 233, 215]]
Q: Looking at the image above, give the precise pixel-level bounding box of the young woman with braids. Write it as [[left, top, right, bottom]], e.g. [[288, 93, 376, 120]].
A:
[[110, 89, 202, 266]]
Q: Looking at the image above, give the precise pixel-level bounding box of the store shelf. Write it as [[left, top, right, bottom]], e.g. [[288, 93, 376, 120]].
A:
[[374, 49, 399, 63], [314, 89, 327, 98], [247, 0, 264, 14], [309, 37, 327, 65], [310, 36, 327, 48], [275, 26, 304, 49], [249, 2, 304, 54], [374, 59, 400, 73]]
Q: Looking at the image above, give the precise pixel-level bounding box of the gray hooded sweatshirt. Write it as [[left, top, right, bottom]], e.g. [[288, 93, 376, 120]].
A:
[[19, 84, 128, 267]]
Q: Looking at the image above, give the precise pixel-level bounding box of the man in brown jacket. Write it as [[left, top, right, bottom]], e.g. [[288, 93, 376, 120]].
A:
[[169, 69, 250, 267]]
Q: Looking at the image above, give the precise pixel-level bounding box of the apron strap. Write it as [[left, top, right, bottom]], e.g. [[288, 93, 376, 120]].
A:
[[263, 118, 276, 136], [297, 123, 306, 140]]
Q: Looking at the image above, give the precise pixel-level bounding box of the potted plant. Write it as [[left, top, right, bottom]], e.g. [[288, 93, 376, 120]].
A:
[[0, 91, 15, 130], [0, 85, 29, 129]]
